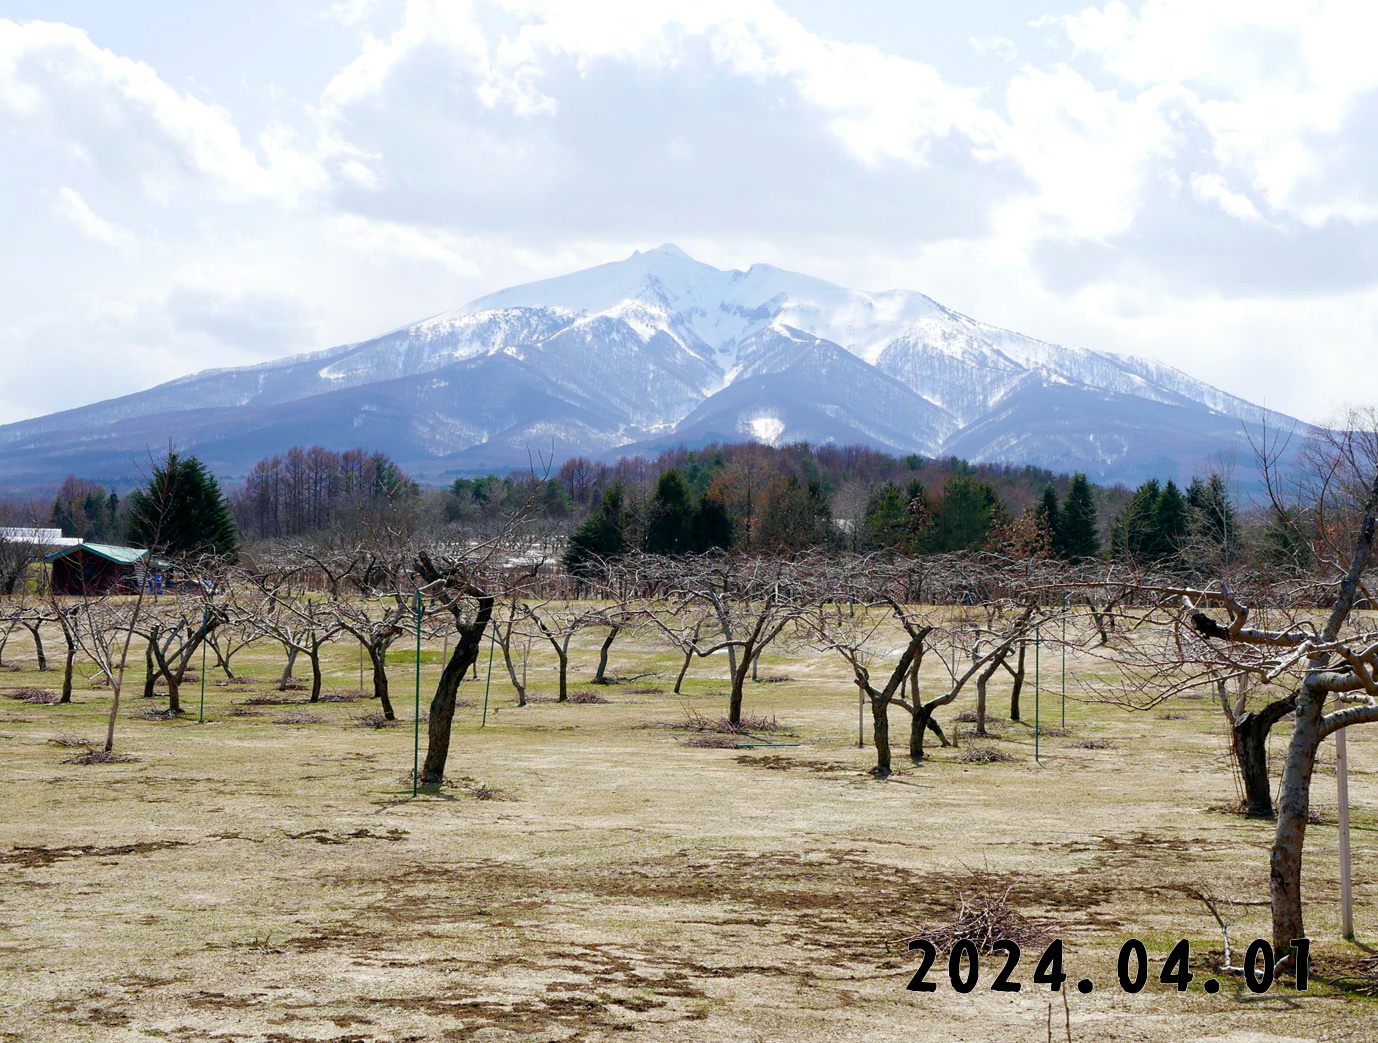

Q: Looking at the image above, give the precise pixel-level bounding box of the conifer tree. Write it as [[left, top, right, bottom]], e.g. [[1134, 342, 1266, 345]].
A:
[[645, 471, 695, 554], [691, 492, 734, 552], [1035, 486, 1061, 554], [126, 451, 238, 557], [1059, 473, 1100, 559], [861, 483, 909, 551], [563, 482, 629, 574]]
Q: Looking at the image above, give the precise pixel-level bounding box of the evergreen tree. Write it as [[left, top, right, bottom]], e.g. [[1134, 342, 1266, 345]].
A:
[[861, 483, 909, 551], [1186, 474, 1240, 566], [1111, 479, 1161, 562], [691, 493, 734, 552], [1035, 486, 1062, 554], [1262, 505, 1311, 570], [645, 470, 695, 554], [753, 475, 830, 552], [903, 480, 933, 552], [1152, 479, 1189, 564], [1059, 473, 1100, 559], [563, 482, 629, 574], [930, 475, 1005, 552], [126, 451, 238, 557]]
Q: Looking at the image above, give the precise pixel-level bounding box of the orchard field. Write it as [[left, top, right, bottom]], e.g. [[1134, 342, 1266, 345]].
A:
[[1, 617, 1375, 1043]]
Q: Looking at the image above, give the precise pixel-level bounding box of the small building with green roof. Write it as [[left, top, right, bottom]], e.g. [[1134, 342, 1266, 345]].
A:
[[43, 543, 154, 596]]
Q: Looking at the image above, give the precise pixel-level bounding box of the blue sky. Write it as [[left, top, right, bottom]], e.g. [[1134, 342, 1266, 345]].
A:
[[3, 1, 1376, 426]]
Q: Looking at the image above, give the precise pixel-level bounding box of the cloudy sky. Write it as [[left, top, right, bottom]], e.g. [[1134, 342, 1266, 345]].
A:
[[2, 0, 1376, 426]]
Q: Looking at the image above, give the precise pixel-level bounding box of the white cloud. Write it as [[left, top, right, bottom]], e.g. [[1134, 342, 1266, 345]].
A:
[[49, 186, 136, 249], [0, 18, 326, 205], [5, 1, 1378, 429]]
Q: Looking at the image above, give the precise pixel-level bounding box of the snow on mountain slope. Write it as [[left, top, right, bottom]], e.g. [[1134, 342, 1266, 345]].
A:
[[0, 245, 1305, 487]]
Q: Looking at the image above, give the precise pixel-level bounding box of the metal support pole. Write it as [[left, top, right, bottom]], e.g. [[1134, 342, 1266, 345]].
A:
[[198, 606, 208, 725], [1337, 726, 1354, 939], [481, 622, 496, 728], [1034, 626, 1041, 764], [413, 591, 422, 797], [1061, 594, 1067, 730]]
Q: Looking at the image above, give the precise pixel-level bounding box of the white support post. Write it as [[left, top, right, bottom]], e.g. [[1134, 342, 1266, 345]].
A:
[[1337, 726, 1354, 940]]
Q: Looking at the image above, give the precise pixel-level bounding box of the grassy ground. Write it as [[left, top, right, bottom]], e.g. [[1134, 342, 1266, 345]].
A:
[[1, 619, 1376, 1042]]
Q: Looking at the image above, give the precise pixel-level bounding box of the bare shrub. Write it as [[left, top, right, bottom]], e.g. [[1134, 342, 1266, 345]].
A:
[[920, 886, 1053, 953], [958, 746, 1014, 763], [1158, 712, 1188, 720], [243, 695, 305, 706], [137, 708, 183, 721], [6, 688, 57, 704], [567, 690, 610, 704], [758, 674, 792, 683], [226, 707, 264, 717], [47, 733, 94, 748], [318, 691, 367, 703], [953, 709, 980, 723], [680, 735, 740, 748], [63, 748, 139, 765], [356, 711, 399, 729], [1074, 738, 1114, 749], [273, 712, 324, 725]]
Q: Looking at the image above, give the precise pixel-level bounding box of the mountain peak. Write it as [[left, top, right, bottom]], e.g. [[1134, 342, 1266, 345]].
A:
[[636, 242, 695, 262], [0, 247, 1302, 489]]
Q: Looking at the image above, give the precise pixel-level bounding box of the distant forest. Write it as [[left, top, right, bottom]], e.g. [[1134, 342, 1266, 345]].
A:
[[3, 439, 1298, 575]]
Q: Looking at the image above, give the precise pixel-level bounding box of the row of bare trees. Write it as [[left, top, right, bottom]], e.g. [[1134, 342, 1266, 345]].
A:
[[4, 406, 1376, 960]]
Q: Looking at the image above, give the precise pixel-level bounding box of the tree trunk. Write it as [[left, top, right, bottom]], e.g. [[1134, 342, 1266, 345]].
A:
[[278, 646, 299, 691], [591, 625, 619, 684], [1009, 643, 1026, 721], [422, 598, 494, 785], [674, 649, 693, 694], [25, 624, 47, 671], [910, 705, 934, 761], [370, 646, 393, 720], [143, 638, 161, 699], [728, 653, 751, 725], [1270, 683, 1324, 952], [498, 626, 526, 705], [556, 648, 569, 702], [308, 649, 322, 703], [167, 674, 181, 715], [870, 692, 891, 777], [60, 637, 75, 704]]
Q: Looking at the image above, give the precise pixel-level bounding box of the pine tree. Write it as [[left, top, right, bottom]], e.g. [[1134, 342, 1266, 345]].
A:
[[1152, 479, 1189, 564], [861, 483, 909, 551], [563, 482, 629, 574], [1111, 480, 1161, 562], [126, 451, 238, 557], [1059, 473, 1100, 559], [645, 471, 695, 554], [1186, 474, 1239, 566], [691, 493, 734, 552], [1035, 486, 1062, 555], [930, 475, 1004, 552]]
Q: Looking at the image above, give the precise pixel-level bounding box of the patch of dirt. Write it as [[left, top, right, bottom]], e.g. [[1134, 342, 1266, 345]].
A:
[[733, 754, 854, 774], [282, 828, 409, 845], [0, 840, 189, 868]]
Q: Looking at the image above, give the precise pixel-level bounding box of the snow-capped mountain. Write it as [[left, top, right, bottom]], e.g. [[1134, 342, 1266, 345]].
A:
[[0, 244, 1303, 488]]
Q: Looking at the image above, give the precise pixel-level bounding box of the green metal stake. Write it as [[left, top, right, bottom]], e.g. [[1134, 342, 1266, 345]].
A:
[[1034, 625, 1041, 764], [480, 623, 496, 728], [198, 606, 208, 724], [1061, 594, 1068, 730], [413, 590, 422, 797]]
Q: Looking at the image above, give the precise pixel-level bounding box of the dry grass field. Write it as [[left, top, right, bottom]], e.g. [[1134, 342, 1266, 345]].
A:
[[1, 620, 1376, 1042]]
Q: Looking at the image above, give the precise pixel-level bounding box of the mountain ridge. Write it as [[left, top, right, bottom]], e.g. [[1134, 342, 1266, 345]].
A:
[[0, 245, 1303, 489]]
